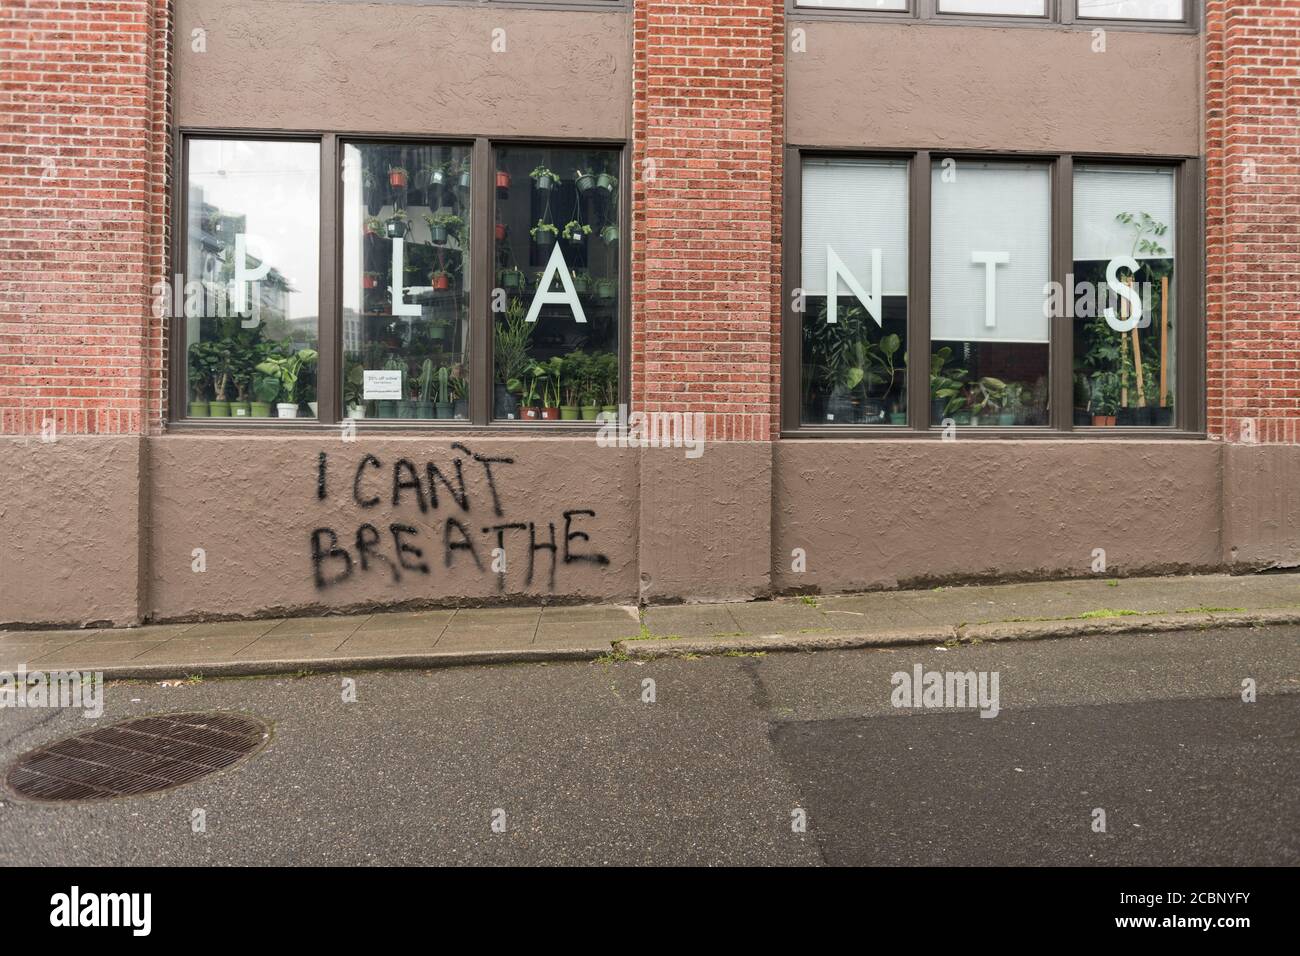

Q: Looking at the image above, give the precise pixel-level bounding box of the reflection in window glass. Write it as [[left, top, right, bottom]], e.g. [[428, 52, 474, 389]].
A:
[[800, 158, 909, 426], [341, 143, 471, 420], [938, 0, 1046, 14], [492, 145, 621, 421], [795, 0, 908, 9], [1077, 0, 1183, 21], [931, 161, 1051, 427], [1073, 166, 1176, 427], [185, 139, 319, 419]]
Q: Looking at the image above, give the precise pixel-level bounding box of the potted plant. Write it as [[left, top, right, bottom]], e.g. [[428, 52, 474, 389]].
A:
[[495, 169, 511, 191], [556, 352, 584, 420], [375, 356, 404, 418], [597, 171, 617, 193], [499, 266, 524, 291], [344, 361, 366, 419], [966, 376, 1007, 427], [1002, 383, 1027, 426], [595, 277, 617, 302], [494, 222, 507, 242], [187, 343, 210, 417], [541, 357, 562, 420], [434, 366, 454, 419], [456, 161, 471, 190], [254, 347, 318, 419], [520, 361, 545, 420], [493, 296, 533, 419], [364, 216, 383, 239], [597, 352, 618, 416], [450, 368, 468, 419], [600, 224, 619, 245], [530, 165, 557, 191], [530, 219, 558, 248], [421, 161, 449, 189], [424, 213, 464, 244], [363, 271, 380, 290], [1090, 371, 1119, 427], [207, 341, 233, 417], [228, 341, 253, 417], [407, 359, 431, 419], [928, 347, 969, 424], [385, 209, 410, 239], [571, 269, 593, 295], [388, 165, 409, 189], [575, 168, 596, 194], [562, 220, 591, 246], [430, 269, 452, 291]]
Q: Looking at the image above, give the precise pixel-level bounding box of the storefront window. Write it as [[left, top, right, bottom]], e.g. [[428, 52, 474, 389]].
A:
[[341, 142, 472, 420], [938, 0, 1046, 14], [1072, 165, 1176, 427], [491, 145, 621, 421], [184, 139, 320, 419], [930, 161, 1051, 427], [800, 158, 909, 425], [1077, 1, 1183, 20]]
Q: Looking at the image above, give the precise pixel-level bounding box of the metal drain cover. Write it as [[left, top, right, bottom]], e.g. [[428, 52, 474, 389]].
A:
[[5, 712, 268, 802]]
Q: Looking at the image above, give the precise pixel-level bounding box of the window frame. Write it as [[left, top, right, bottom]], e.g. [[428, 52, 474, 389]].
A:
[[782, 147, 1203, 438], [788, 0, 1199, 32], [169, 129, 630, 431]]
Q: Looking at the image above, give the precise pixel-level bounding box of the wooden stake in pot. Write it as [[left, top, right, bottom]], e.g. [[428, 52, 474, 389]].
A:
[[1159, 275, 1169, 407]]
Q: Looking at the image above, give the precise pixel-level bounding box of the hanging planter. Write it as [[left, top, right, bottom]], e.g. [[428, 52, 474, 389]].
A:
[[430, 271, 451, 292], [530, 166, 557, 191], [572, 271, 592, 295], [600, 224, 619, 245], [595, 277, 617, 302], [385, 210, 410, 239], [388, 166, 409, 189], [531, 219, 558, 248], [458, 166, 471, 190], [425, 163, 447, 187], [563, 220, 592, 246], [575, 169, 596, 194], [362, 272, 379, 290], [363, 216, 383, 238], [500, 267, 524, 290], [496, 170, 511, 190], [495, 222, 507, 242], [597, 172, 617, 193]]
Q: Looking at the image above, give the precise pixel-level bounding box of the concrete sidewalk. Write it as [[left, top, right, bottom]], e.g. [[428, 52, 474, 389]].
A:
[[2, 572, 1297, 679]]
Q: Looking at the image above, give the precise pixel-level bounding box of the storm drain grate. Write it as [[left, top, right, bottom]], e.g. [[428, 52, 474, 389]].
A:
[[5, 712, 269, 802]]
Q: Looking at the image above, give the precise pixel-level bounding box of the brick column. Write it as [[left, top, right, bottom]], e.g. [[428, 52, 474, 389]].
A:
[[0, 0, 172, 436], [1205, 0, 1300, 445], [632, 1, 784, 601]]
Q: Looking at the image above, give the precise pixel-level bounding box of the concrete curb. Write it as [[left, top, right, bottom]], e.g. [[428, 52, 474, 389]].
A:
[[42, 608, 1300, 680], [616, 609, 1300, 660], [87, 646, 613, 682]]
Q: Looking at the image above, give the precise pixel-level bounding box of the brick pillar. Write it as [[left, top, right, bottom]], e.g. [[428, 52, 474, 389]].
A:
[[632, 0, 784, 602], [1205, 0, 1300, 445], [1207, 1, 1300, 569], [0, 0, 172, 436]]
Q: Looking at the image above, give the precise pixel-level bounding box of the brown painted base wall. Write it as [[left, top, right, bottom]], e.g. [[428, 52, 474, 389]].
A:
[[4, 436, 1298, 628]]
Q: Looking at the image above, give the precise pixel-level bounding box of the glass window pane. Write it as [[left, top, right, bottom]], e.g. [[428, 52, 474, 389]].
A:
[[938, 1, 1046, 14], [341, 143, 471, 420], [1072, 165, 1176, 428], [184, 139, 319, 419], [800, 158, 909, 426], [931, 160, 1051, 427], [492, 145, 621, 422], [795, 0, 908, 10], [1077, 0, 1183, 20]]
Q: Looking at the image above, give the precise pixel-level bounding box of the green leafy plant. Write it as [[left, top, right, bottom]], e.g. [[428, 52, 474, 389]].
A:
[[530, 166, 557, 188], [416, 359, 435, 402], [344, 361, 365, 409], [530, 219, 558, 242], [254, 347, 318, 405], [424, 213, 464, 242], [562, 220, 592, 242], [929, 346, 969, 417], [493, 296, 533, 387]]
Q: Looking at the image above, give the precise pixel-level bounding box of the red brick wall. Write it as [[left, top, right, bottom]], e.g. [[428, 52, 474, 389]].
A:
[[0, 0, 171, 436], [1205, 0, 1300, 443], [632, 0, 783, 441]]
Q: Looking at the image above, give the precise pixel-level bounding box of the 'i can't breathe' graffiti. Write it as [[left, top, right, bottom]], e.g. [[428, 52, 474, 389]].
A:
[[309, 444, 608, 593]]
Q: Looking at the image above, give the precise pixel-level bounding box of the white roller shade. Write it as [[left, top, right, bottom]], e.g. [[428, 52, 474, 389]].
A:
[[930, 161, 1050, 344], [801, 158, 908, 300], [1077, 0, 1183, 21], [1074, 165, 1176, 262]]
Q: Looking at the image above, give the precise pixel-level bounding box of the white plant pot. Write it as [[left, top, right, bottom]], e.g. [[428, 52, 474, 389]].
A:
[[347, 405, 366, 419], [276, 403, 298, 419]]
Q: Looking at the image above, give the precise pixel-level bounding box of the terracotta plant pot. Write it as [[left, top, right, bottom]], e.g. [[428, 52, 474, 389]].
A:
[[495, 223, 507, 242], [389, 169, 407, 188], [363, 274, 378, 290], [431, 274, 450, 291], [541, 407, 560, 421], [523, 407, 541, 421], [496, 171, 511, 190]]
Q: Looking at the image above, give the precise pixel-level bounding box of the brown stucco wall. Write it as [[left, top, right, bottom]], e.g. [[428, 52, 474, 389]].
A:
[[1223, 444, 1300, 570], [0, 437, 145, 627], [772, 440, 1222, 594], [174, 0, 631, 138], [144, 434, 638, 621], [787, 21, 1201, 156]]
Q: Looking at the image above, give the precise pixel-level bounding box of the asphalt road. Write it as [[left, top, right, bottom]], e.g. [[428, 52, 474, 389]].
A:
[[0, 626, 1297, 866]]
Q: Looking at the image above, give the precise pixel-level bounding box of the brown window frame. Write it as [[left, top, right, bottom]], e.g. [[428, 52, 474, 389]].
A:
[[788, 0, 1199, 32], [169, 129, 630, 431], [782, 147, 1204, 439]]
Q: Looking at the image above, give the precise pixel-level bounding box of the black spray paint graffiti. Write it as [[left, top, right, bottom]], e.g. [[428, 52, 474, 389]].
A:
[[310, 443, 609, 592]]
